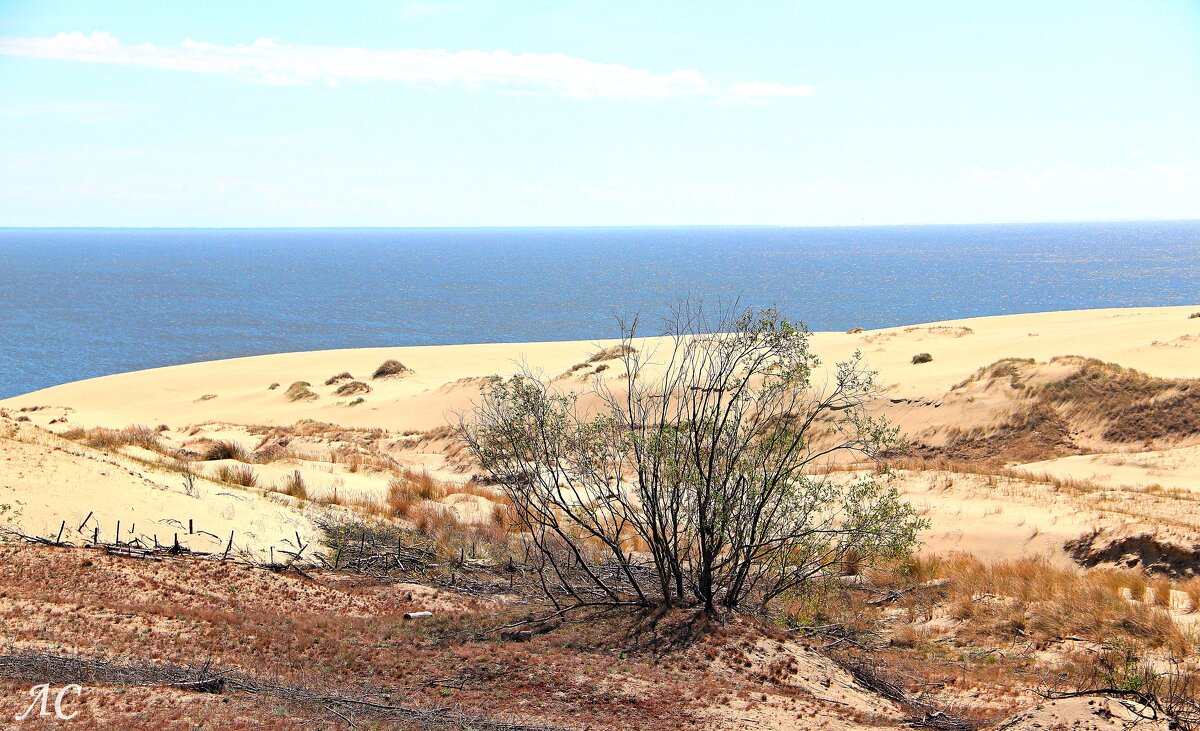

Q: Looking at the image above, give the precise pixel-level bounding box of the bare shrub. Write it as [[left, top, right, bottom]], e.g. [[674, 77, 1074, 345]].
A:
[[181, 470, 202, 498], [461, 303, 924, 613]]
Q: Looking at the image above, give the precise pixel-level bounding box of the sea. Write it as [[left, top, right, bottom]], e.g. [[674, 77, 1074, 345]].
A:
[[1, 221, 1198, 399]]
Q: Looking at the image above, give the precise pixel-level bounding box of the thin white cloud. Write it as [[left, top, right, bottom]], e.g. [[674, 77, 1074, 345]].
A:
[[0, 31, 814, 101]]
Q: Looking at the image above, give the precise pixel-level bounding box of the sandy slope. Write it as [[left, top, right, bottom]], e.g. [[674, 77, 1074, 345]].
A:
[[2, 305, 1199, 562], [6, 305, 1198, 433], [0, 420, 322, 560]]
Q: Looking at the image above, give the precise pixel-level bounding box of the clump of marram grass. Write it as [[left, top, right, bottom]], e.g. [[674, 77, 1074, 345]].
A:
[[911, 352, 933, 364], [1189, 312, 1200, 319], [201, 439, 251, 462], [285, 381, 319, 401], [386, 477, 414, 518], [214, 464, 258, 487], [372, 359, 412, 379], [277, 470, 308, 500], [929, 555, 1187, 654], [346, 397, 365, 407], [251, 442, 297, 463], [61, 425, 165, 453], [333, 380, 371, 397], [267, 382, 280, 390], [324, 371, 353, 386]]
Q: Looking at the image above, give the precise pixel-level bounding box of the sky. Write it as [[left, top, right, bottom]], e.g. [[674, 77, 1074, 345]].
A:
[[0, 1, 1198, 227]]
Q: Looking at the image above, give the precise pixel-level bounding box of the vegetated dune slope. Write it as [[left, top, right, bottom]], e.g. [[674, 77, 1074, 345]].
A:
[[2, 304, 1200, 565], [4, 305, 1200, 730]]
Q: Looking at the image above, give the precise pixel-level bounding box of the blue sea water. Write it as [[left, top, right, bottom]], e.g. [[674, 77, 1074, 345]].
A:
[[1, 222, 1198, 399]]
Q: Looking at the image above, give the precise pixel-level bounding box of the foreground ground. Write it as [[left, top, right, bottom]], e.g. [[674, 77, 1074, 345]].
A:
[[2, 305, 1200, 728]]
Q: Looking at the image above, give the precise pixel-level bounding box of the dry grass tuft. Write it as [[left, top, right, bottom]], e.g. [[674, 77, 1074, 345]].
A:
[[587, 344, 636, 363], [390, 469, 446, 502], [214, 463, 258, 487], [333, 381, 371, 397], [202, 439, 251, 462], [285, 381, 319, 402], [935, 555, 1187, 654], [276, 470, 308, 500], [324, 371, 353, 385], [911, 352, 933, 364], [62, 425, 165, 453], [372, 359, 412, 379]]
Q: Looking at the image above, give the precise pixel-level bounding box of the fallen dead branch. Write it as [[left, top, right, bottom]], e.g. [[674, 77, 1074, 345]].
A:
[[835, 657, 985, 730]]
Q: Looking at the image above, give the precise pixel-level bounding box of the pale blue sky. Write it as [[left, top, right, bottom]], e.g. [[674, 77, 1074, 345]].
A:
[[1, 1, 1197, 226]]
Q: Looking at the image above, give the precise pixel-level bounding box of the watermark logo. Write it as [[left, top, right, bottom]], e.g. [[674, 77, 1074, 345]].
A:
[[14, 684, 81, 722]]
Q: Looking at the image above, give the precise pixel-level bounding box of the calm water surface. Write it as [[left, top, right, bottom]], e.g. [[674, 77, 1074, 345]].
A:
[[1, 222, 1198, 398]]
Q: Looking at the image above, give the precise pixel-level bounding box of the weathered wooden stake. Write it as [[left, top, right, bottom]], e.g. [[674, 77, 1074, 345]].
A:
[[222, 530, 234, 560], [77, 511, 93, 532], [115, 520, 120, 545], [55, 521, 65, 544], [188, 519, 193, 535]]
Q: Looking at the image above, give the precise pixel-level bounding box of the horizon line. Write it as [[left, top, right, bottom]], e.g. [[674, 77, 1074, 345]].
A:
[[3, 217, 1200, 232]]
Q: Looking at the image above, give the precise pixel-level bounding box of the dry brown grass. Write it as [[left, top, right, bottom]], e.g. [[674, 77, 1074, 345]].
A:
[[386, 477, 414, 518], [0, 544, 723, 730], [1037, 357, 1200, 443], [333, 380, 371, 397], [201, 439, 251, 462], [933, 555, 1187, 654], [276, 470, 308, 500], [214, 464, 258, 487], [371, 359, 411, 379], [284, 381, 318, 402], [323, 371, 353, 385], [61, 424, 166, 453], [328, 446, 397, 473], [391, 468, 446, 501]]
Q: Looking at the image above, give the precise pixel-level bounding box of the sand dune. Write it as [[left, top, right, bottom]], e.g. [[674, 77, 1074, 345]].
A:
[[2, 304, 1199, 565], [6, 305, 1198, 433]]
